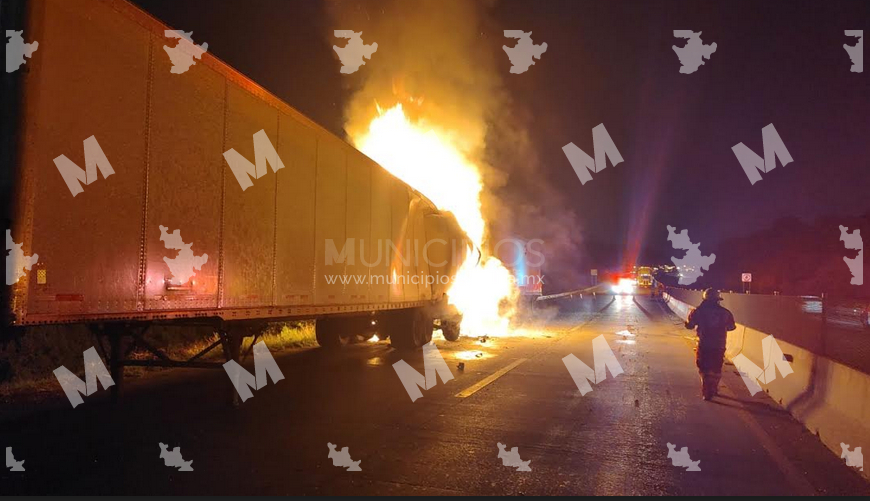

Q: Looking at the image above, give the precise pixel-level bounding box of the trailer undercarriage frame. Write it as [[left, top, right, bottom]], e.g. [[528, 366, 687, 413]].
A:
[[88, 319, 264, 405]]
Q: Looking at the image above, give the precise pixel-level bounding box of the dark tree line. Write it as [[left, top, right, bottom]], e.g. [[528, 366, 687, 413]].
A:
[[692, 213, 869, 298]]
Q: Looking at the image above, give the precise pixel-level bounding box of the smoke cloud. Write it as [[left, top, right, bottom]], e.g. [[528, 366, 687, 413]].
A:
[[326, 0, 584, 293]]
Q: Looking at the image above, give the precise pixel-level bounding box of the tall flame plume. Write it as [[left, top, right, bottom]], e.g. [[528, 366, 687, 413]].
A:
[[353, 104, 518, 336]]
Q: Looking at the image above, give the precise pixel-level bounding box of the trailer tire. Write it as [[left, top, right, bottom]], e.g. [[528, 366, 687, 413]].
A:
[[316, 318, 350, 349], [440, 320, 461, 341], [388, 308, 433, 351]]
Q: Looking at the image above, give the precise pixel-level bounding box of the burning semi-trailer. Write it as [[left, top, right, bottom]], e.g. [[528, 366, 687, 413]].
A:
[[1, 0, 472, 399]]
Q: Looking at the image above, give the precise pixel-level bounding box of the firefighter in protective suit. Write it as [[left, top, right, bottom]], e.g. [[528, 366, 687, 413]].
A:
[[685, 288, 736, 400]]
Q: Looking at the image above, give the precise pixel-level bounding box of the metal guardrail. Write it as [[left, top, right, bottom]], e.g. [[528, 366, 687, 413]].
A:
[[666, 287, 870, 374]]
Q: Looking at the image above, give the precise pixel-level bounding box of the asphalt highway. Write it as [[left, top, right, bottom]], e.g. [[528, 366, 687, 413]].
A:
[[2, 294, 867, 495]]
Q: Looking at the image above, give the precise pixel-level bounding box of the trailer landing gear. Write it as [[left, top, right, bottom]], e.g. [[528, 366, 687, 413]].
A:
[[315, 318, 352, 349], [92, 323, 139, 404], [220, 329, 243, 407], [89, 320, 258, 407]]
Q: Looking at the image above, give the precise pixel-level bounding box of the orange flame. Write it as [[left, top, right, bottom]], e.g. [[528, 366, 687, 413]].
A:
[[353, 104, 519, 336]]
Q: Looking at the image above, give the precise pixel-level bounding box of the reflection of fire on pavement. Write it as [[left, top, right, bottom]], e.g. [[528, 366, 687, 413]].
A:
[[452, 350, 492, 361]]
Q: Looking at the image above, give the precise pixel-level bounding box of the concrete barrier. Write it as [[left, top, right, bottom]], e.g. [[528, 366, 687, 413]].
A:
[[664, 292, 870, 480]]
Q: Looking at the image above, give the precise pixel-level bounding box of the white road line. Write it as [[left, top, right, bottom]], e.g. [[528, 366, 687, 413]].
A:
[[454, 358, 528, 398]]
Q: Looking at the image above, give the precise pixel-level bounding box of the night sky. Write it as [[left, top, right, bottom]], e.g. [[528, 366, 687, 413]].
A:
[[132, 0, 868, 279]]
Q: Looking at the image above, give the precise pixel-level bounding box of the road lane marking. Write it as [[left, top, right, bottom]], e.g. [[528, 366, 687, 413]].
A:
[[454, 358, 528, 398]]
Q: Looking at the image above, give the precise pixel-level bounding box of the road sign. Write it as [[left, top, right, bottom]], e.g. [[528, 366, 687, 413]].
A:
[[742, 273, 752, 283], [591, 269, 598, 276]]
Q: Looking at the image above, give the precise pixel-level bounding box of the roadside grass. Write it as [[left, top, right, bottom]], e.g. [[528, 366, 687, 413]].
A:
[[0, 321, 316, 399], [169, 321, 317, 362]]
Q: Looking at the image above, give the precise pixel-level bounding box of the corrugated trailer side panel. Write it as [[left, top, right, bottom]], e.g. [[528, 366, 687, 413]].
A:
[[404, 194, 421, 302], [13, 0, 457, 326], [413, 200, 432, 301], [274, 113, 317, 307], [21, 0, 149, 318], [345, 154, 373, 304], [389, 182, 409, 302], [144, 34, 223, 312], [313, 136, 347, 304], [221, 83, 278, 308], [369, 168, 393, 304]]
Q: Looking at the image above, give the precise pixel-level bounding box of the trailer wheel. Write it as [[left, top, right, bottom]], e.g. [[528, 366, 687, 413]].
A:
[[419, 311, 434, 346], [387, 308, 433, 350], [316, 318, 350, 349], [440, 320, 461, 341]]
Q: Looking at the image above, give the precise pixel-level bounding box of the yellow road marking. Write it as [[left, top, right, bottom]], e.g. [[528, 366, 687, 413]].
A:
[[455, 358, 528, 398]]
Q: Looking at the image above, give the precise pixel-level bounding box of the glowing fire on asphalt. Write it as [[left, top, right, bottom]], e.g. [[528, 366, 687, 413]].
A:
[[353, 104, 519, 337]]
